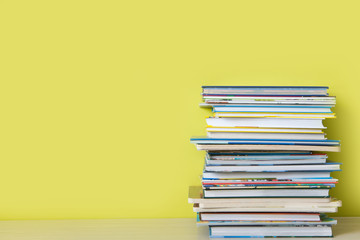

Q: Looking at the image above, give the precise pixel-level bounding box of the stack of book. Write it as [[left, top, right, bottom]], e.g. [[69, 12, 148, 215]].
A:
[[189, 86, 341, 238]]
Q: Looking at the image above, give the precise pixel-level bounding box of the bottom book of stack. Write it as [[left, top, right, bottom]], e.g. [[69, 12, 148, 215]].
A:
[[189, 186, 340, 238]]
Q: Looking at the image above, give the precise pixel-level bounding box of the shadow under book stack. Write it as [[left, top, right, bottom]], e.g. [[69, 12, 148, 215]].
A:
[[189, 86, 341, 238]]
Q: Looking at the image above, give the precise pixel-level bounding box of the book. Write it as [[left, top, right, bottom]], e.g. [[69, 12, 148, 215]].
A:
[[207, 152, 327, 160], [207, 131, 326, 140], [198, 199, 341, 209], [197, 214, 337, 226], [206, 127, 325, 133], [205, 158, 327, 165], [212, 105, 333, 113], [202, 171, 332, 179], [203, 188, 330, 198], [188, 186, 333, 204], [204, 163, 341, 172], [194, 205, 337, 213], [191, 137, 340, 145], [209, 226, 333, 238], [214, 112, 335, 118], [196, 144, 341, 152], [206, 117, 326, 128], [202, 86, 329, 96], [202, 96, 336, 106], [200, 212, 321, 221]]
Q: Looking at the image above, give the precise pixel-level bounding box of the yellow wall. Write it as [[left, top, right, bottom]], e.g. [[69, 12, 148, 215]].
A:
[[0, 0, 359, 219]]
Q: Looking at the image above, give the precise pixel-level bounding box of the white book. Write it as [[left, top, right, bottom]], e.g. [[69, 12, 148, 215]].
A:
[[209, 226, 332, 237], [206, 127, 324, 133], [213, 106, 332, 113], [207, 131, 326, 140], [194, 205, 337, 213], [188, 186, 332, 204], [199, 200, 341, 209], [206, 117, 325, 128], [203, 189, 329, 198]]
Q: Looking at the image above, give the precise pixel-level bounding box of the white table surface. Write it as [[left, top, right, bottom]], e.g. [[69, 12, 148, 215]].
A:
[[0, 217, 358, 240]]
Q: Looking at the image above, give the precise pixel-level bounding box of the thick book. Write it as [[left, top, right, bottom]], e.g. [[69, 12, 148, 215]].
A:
[[206, 117, 326, 128]]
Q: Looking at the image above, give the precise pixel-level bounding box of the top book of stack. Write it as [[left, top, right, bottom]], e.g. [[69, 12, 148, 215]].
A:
[[201, 86, 335, 107]]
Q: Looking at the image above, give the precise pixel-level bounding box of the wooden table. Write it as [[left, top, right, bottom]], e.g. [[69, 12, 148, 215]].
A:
[[0, 217, 358, 239]]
